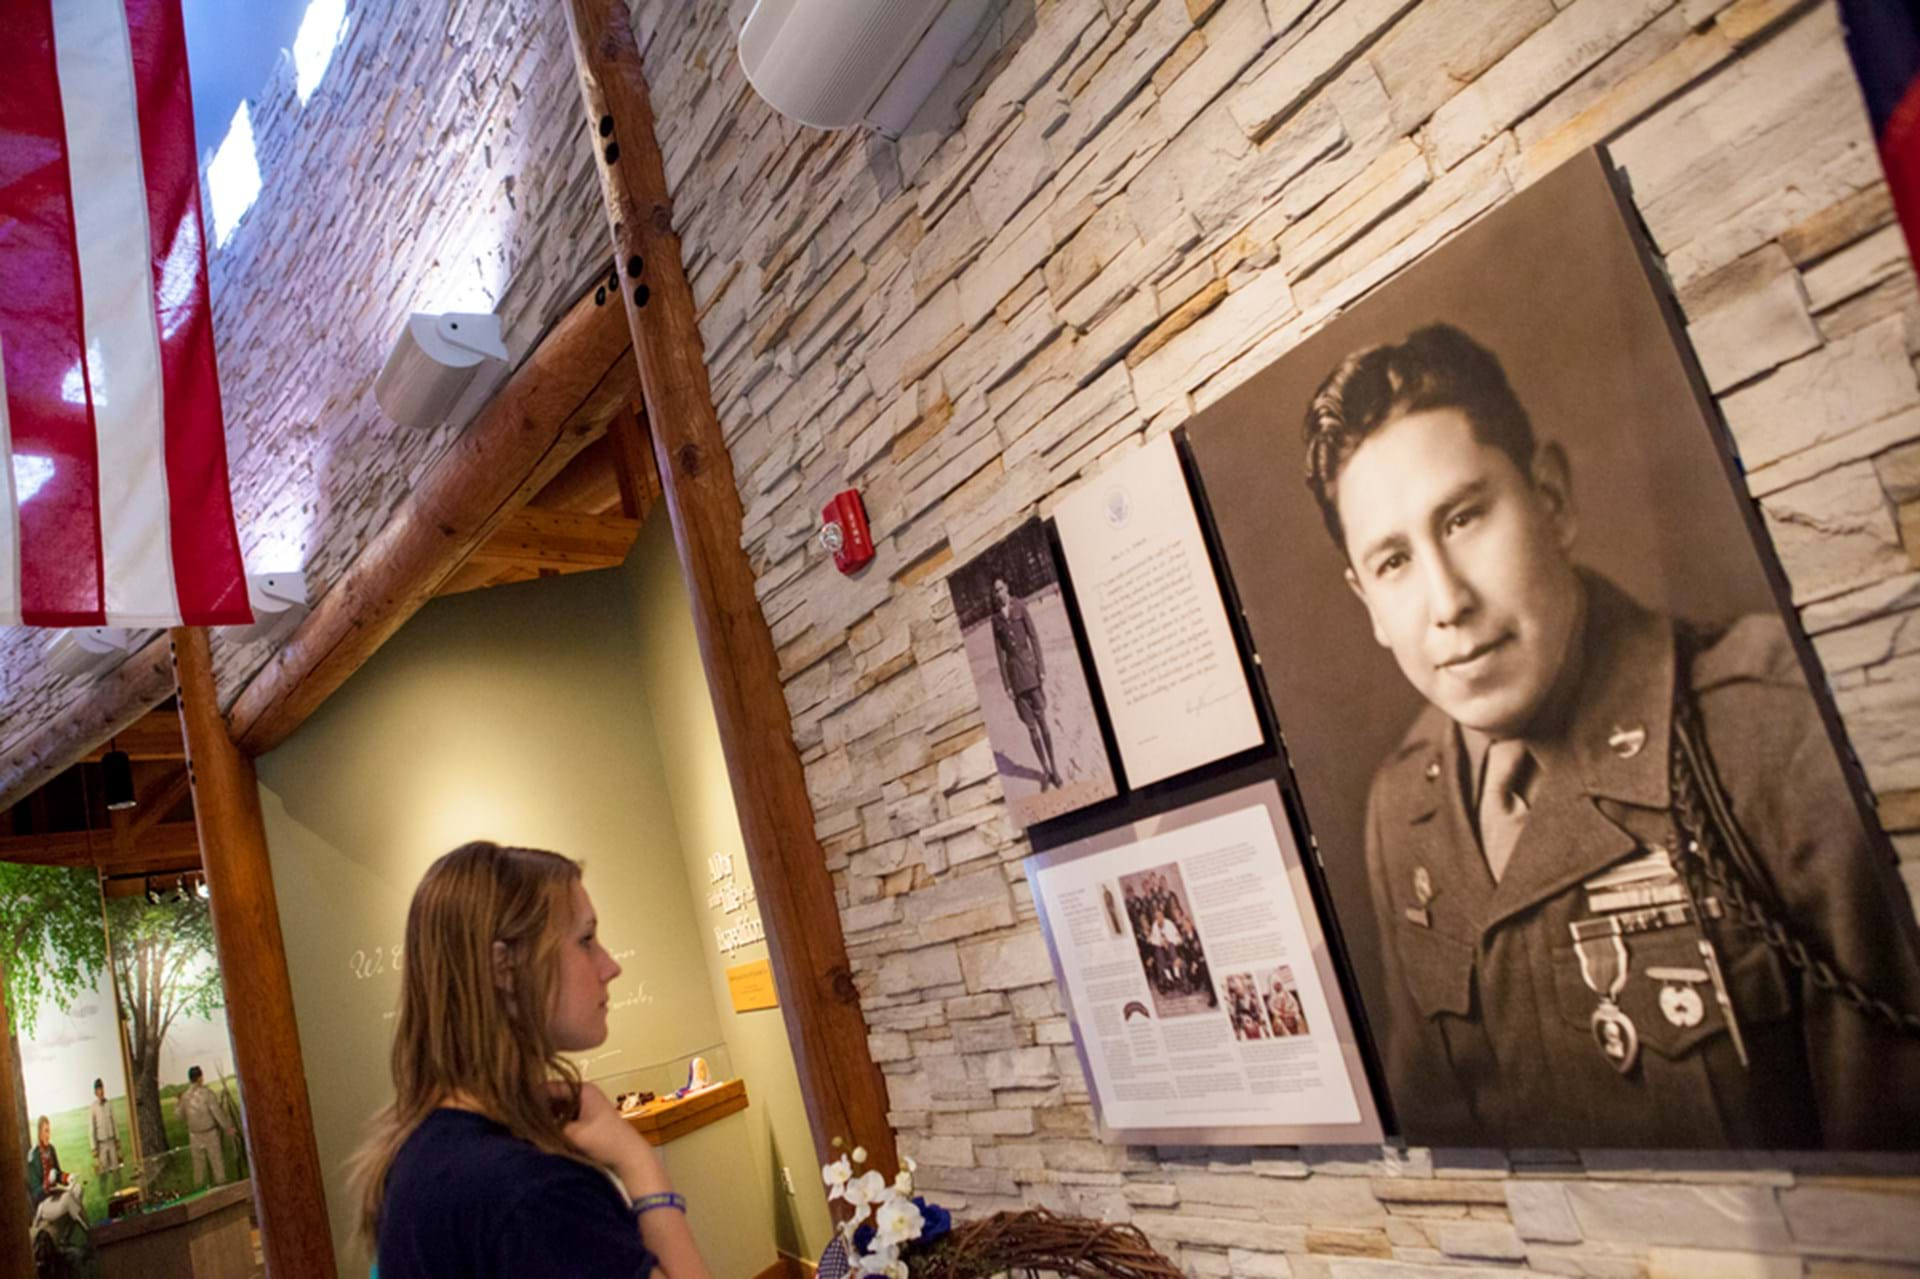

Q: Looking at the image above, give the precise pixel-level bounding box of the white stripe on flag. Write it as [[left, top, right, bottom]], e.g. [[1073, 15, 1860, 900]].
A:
[[52, 0, 180, 625], [0, 337, 21, 626]]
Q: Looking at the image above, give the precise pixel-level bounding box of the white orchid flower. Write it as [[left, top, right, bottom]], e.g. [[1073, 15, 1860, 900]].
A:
[[874, 1194, 925, 1247], [822, 1156, 853, 1200], [893, 1169, 914, 1195], [843, 1169, 889, 1208]]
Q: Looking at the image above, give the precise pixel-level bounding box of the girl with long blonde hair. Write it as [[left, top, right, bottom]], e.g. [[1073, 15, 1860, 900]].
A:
[[349, 841, 710, 1279]]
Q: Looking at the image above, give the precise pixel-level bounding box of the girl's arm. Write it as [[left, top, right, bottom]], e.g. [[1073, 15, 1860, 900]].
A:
[[567, 1084, 713, 1279]]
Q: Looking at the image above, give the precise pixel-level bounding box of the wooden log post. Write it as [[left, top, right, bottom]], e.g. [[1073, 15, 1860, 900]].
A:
[[561, 0, 899, 1171], [0, 953, 37, 1278], [172, 628, 334, 1278]]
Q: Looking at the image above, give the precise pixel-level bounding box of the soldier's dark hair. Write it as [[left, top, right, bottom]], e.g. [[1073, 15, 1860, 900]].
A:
[[1304, 324, 1536, 553], [188, 1066, 203, 1082]]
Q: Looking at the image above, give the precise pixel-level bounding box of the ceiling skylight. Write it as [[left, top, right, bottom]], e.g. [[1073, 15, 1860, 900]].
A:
[[292, 0, 348, 103], [207, 101, 262, 249]]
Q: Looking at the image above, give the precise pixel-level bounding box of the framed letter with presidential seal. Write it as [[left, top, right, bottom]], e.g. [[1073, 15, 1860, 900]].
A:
[[1027, 780, 1384, 1146], [1052, 432, 1264, 789], [1182, 147, 1920, 1151], [947, 517, 1119, 828]]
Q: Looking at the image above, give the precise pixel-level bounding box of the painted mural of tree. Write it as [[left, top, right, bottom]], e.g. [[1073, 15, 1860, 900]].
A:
[[0, 864, 109, 1159], [105, 893, 222, 1164]]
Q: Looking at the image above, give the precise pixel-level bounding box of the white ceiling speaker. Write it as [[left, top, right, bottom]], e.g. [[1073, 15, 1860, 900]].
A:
[[373, 311, 511, 431], [43, 627, 147, 683], [738, 0, 996, 136]]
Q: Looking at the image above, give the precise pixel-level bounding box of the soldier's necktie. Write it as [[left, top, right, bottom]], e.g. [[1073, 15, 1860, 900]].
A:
[[1479, 739, 1535, 882]]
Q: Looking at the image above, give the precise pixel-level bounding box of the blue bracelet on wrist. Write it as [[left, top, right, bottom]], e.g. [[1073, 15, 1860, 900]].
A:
[[633, 1191, 686, 1217]]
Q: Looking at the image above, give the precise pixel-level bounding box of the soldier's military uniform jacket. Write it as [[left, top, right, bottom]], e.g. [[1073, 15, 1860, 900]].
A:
[[992, 599, 1044, 696], [1364, 573, 1920, 1149]]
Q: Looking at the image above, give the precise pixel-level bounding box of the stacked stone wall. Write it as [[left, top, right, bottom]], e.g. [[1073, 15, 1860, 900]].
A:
[[631, 0, 1920, 1274]]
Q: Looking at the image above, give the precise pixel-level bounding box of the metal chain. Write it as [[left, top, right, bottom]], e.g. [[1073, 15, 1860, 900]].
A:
[[1669, 693, 1920, 1037]]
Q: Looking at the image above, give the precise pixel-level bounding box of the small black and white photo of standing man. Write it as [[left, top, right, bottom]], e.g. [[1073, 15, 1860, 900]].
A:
[[950, 517, 1119, 827], [1118, 863, 1217, 1018], [1189, 151, 1920, 1151]]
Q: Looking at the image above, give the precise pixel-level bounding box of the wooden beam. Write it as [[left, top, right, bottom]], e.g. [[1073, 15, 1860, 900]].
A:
[[81, 707, 184, 762], [227, 283, 638, 756], [530, 433, 627, 515], [0, 821, 201, 870], [129, 766, 195, 838], [0, 639, 173, 812], [173, 628, 334, 1277], [608, 404, 662, 520], [562, 0, 896, 1174], [463, 507, 642, 574], [0, 952, 35, 1279]]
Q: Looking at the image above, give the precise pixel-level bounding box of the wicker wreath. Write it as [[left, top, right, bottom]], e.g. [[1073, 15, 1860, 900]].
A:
[[906, 1208, 1182, 1279]]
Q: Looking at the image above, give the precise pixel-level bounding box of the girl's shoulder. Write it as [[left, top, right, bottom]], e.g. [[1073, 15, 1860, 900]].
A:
[[389, 1109, 620, 1208]]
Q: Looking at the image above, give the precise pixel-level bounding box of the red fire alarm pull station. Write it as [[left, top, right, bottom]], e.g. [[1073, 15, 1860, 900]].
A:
[[820, 489, 875, 574]]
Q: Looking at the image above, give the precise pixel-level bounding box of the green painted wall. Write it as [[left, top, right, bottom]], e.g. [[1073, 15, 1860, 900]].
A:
[[256, 561, 794, 1277], [625, 517, 837, 1264]]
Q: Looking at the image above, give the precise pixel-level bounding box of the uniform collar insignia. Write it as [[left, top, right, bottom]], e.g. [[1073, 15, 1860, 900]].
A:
[[1530, 572, 1674, 814]]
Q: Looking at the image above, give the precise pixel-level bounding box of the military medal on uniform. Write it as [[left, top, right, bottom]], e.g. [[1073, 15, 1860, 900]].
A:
[[1405, 865, 1435, 928], [1648, 966, 1707, 1028], [1570, 919, 1639, 1072]]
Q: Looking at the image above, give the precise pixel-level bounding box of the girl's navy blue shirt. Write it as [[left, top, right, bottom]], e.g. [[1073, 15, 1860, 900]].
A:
[[377, 1108, 662, 1279]]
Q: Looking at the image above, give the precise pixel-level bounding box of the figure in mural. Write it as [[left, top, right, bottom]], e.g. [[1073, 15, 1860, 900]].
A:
[[177, 1065, 235, 1188], [1302, 322, 1920, 1148], [30, 1169, 98, 1279], [87, 1079, 120, 1190], [25, 1114, 62, 1209]]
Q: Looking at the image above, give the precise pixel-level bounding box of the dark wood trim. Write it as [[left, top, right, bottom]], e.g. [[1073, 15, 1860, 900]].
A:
[[172, 628, 335, 1278], [561, 0, 897, 1174], [224, 281, 638, 757], [753, 1253, 816, 1279], [0, 951, 37, 1278]]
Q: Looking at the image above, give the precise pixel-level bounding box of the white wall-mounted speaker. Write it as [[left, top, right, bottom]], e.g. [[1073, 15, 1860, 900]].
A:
[[43, 627, 146, 683], [374, 311, 511, 431], [738, 0, 996, 136]]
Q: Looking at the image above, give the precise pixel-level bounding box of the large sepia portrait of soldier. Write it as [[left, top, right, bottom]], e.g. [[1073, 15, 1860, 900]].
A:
[[1186, 150, 1920, 1150]]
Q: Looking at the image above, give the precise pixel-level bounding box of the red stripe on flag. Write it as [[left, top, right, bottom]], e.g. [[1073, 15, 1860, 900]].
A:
[[1880, 77, 1920, 275], [0, 0, 106, 625], [125, 0, 250, 623]]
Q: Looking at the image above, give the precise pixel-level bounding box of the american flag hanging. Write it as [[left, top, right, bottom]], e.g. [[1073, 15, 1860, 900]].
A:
[[1840, 0, 1920, 268], [0, 0, 249, 628]]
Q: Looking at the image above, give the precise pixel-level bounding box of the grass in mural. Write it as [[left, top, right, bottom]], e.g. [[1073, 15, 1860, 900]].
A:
[[36, 1079, 247, 1222]]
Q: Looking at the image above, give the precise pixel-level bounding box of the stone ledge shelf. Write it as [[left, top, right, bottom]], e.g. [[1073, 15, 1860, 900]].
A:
[[623, 1077, 749, 1147]]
